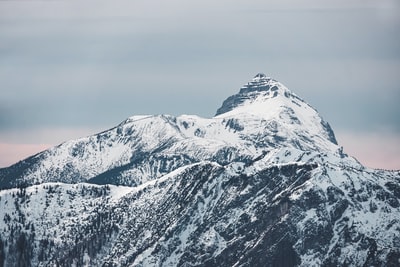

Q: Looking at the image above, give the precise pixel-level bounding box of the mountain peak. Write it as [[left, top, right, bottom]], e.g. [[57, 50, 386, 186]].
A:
[[215, 73, 338, 146], [215, 73, 287, 116], [253, 72, 269, 79], [239, 73, 275, 95]]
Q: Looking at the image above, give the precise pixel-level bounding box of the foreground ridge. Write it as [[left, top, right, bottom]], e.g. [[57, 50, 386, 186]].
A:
[[0, 74, 399, 266]]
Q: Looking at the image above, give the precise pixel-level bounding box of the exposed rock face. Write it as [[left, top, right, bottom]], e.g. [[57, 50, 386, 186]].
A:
[[0, 74, 399, 266], [216, 73, 275, 114]]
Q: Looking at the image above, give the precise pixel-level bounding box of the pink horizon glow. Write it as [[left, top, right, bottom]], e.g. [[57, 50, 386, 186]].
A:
[[0, 143, 52, 168], [337, 131, 400, 170]]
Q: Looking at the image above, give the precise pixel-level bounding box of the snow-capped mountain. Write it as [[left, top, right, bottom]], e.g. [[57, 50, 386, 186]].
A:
[[0, 74, 338, 189], [0, 73, 399, 266]]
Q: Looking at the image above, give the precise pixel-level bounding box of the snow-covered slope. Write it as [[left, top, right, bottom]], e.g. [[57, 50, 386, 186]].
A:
[[0, 73, 399, 266], [0, 73, 339, 189]]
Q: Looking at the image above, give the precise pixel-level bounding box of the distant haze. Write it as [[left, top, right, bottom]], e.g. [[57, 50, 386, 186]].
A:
[[0, 0, 399, 169]]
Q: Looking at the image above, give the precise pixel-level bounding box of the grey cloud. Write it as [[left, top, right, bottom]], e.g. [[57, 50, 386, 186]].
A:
[[0, 0, 399, 139]]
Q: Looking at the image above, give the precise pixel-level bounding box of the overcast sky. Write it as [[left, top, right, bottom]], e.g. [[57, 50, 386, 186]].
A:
[[0, 0, 399, 169]]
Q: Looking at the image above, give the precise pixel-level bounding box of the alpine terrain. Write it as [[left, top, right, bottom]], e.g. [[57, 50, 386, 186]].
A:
[[0, 73, 399, 266]]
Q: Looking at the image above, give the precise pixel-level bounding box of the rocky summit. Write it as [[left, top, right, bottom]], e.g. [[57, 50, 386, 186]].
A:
[[0, 74, 399, 266]]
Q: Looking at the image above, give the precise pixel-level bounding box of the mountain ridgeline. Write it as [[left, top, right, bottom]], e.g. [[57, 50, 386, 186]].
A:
[[0, 74, 399, 266]]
